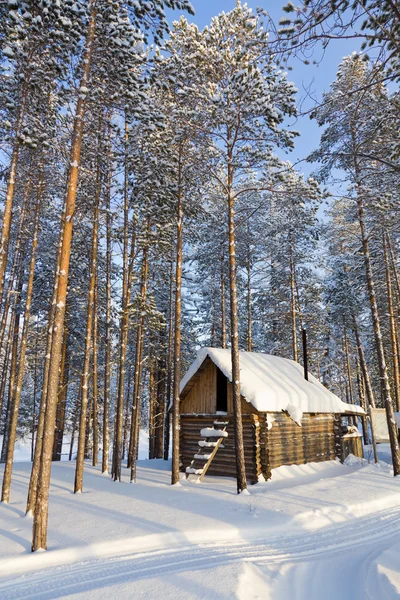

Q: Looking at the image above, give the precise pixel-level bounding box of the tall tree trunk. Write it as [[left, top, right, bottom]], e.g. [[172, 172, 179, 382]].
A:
[[102, 156, 112, 474], [129, 222, 150, 482], [154, 345, 166, 459], [1, 178, 41, 502], [122, 366, 132, 461], [26, 221, 64, 514], [0, 79, 30, 304], [246, 242, 252, 352], [171, 148, 183, 486], [344, 325, 355, 425], [1, 273, 23, 463], [32, 2, 97, 551], [383, 231, 400, 411], [74, 157, 100, 494], [352, 143, 400, 476], [356, 355, 369, 444], [163, 261, 174, 461], [353, 316, 378, 463], [0, 172, 32, 357], [148, 350, 156, 459], [221, 250, 226, 349], [290, 240, 298, 362], [92, 274, 99, 467], [227, 149, 247, 494], [352, 316, 376, 409], [112, 218, 136, 480], [52, 325, 69, 461]]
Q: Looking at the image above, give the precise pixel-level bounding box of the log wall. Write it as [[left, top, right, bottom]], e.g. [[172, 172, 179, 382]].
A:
[[264, 412, 342, 469], [180, 414, 260, 483]]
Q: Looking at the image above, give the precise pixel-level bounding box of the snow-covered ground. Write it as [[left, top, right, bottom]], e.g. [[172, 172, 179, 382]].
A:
[[0, 442, 399, 599]]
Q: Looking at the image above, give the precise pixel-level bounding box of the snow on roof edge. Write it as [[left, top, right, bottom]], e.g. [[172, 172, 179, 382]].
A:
[[180, 347, 364, 423]]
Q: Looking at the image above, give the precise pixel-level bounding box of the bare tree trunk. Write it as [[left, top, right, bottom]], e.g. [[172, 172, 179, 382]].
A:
[[246, 241, 252, 352], [31, 321, 39, 462], [112, 218, 136, 480], [92, 274, 99, 467], [163, 261, 174, 461], [148, 350, 156, 459], [221, 250, 226, 349], [1, 264, 23, 463], [26, 222, 64, 514], [227, 150, 247, 493], [102, 157, 112, 474], [69, 390, 81, 462], [2, 177, 41, 502], [171, 148, 183, 486], [32, 3, 97, 550], [52, 327, 69, 462], [0, 79, 30, 304], [74, 158, 100, 494], [352, 316, 376, 409], [353, 316, 378, 463], [154, 344, 166, 459], [129, 221, 150, 482], [290, 240, 298, 362], [356, 355, 369, 444], [0, 172, 32, 357], [0, 321, 13, 426], [122, 365, 132, 461], [352, 143, 400, 476], [383, 231, 400, 411]]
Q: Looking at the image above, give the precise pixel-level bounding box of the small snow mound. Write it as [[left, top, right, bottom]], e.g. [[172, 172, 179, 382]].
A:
[[200, 427, 228, 438], [344, 453, 367, 467], [240, 489, 250, 496], [286, 403, 303, 426]]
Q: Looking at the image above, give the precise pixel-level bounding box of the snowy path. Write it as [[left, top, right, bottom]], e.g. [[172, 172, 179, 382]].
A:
[[1, 505, 400, 599], [1, 449, 400, 599]]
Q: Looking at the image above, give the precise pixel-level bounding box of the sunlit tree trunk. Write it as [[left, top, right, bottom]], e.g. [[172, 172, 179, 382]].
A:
[[383, 231, 400, 411], [171, 148, 183, 486], [74, 157, 101, 493], [26, 223, 63, 514], [0, 78, 31, 304], [112, 218, 136, 480], [102, 158, 112, 474], [246, 241, 252, 352], [1, 269, 23, 463], [221, 250, 226, 349], [32, 2, 97, 550], [112, 117, 131, 480], [92, 278, 99, 467], [129, 220, 150, 482], [290, 239, 298, 362], [1, 178, 42, 502], [163, 261, 174, 461], [52, 325, 69, 461], [351, 139, 400, 476], [227, 144, 247, 494]]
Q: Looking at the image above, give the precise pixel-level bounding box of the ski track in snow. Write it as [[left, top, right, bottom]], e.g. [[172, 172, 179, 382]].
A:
[[1, 506, 400, 599]]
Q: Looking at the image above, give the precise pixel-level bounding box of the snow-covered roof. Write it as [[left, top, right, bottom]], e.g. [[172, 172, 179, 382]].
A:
[[180, 348, 364, 423]]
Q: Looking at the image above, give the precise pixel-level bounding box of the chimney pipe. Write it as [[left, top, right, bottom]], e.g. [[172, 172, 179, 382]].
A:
[[302, 328, 308, 381]]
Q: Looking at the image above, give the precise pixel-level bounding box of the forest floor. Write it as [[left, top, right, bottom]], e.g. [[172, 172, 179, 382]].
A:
[[0, 442, 399, 599]]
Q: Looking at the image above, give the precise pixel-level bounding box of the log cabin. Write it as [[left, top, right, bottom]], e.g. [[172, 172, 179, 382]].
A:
[[179, 348, 365, 483]]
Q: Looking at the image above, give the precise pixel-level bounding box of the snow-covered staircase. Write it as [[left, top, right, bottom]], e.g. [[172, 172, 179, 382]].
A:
[[185, 420, 229, 482]]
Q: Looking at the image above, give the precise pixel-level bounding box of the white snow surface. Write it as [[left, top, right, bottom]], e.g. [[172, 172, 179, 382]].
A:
[[200, 427, 229, 438], [181, 348, 364, 422], [0, 442, 400, 599]]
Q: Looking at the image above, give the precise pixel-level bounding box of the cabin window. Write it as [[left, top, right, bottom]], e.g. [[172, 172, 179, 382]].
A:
[[216, 367, 228, 413]]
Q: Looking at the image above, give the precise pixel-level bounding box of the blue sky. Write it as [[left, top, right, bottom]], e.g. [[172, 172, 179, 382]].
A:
[[167, 1, 360, 181]]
